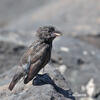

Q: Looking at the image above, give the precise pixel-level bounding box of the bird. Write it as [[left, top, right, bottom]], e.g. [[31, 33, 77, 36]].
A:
[[8, 26, 61, 91]]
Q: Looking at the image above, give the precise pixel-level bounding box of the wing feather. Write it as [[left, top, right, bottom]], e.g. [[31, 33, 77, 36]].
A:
[[24, 44, 49, 84]]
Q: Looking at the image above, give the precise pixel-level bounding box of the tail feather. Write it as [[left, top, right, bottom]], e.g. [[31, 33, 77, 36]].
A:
[[9, 72, 24, 91], [9, 81, 16, 91]]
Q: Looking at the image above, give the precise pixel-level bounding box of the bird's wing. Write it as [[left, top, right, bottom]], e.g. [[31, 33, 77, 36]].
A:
[[24, 44, 49, 84], [20, 41, 49, 74], [19, 41, 42, 71], [19, 46, 34, 73], [20, 41, 39, 65]]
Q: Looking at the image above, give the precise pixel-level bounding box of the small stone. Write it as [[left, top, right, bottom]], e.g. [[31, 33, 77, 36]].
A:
[[60, 47, 70, 52], [58, 65, 67, 74], [83, 51, 88, 55]]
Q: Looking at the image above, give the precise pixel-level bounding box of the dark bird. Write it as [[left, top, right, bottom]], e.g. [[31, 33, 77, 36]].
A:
[[8, 26, 61, 91]]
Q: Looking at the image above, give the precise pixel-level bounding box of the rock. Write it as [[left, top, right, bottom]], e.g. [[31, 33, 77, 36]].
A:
[[0, 40, 75, 100], [1, 30, 100, 100], [0, 0, 100, 99], [76, 34, 100, 49], [0, 65, 75, 100], [53, 36, 100, 100], [0, 41, 26, 75]]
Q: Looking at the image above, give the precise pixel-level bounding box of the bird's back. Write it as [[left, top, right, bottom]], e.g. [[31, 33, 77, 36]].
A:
[[20, 40, 51, 67], [23, 40, 52, 84]]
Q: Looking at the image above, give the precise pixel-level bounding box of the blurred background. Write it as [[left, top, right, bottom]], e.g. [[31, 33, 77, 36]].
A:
[[0, 0, 100, 100]]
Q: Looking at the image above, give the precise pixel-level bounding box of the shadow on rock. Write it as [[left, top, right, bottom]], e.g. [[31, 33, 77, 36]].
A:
[[32, 73, 75, 100]]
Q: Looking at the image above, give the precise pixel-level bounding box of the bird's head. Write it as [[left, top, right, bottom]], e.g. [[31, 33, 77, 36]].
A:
[[36, 26, 62, 43]]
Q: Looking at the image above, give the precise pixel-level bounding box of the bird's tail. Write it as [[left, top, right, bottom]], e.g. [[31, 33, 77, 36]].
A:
[[9, 72, 24, 91]]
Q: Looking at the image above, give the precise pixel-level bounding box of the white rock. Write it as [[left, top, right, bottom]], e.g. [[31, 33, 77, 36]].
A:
[[58, 65, 67, 74], [60, 47, 69, 52], [86, 78, 95, 97], [83, 51, 88, 55]]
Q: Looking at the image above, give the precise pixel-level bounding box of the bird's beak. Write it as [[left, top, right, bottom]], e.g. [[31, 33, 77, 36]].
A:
[[54, 31, 62, 37]]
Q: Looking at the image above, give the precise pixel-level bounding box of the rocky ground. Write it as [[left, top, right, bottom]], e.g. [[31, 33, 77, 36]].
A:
[[0, 0, 100, 100]]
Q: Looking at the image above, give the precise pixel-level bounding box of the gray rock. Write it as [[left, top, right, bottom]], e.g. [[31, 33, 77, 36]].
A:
[[1, 29, 100, 99], [0, 41, 26, 75], [54, 36, 100, 100], [0, 40, 75, 100], [0, 0, 100, 99]]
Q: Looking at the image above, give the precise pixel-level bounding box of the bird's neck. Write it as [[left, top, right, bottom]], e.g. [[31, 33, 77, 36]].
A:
[[39, 39, 53, 45]]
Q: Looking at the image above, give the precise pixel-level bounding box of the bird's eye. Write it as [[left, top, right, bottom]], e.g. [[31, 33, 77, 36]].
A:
[[48, 27, 55, 33]]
